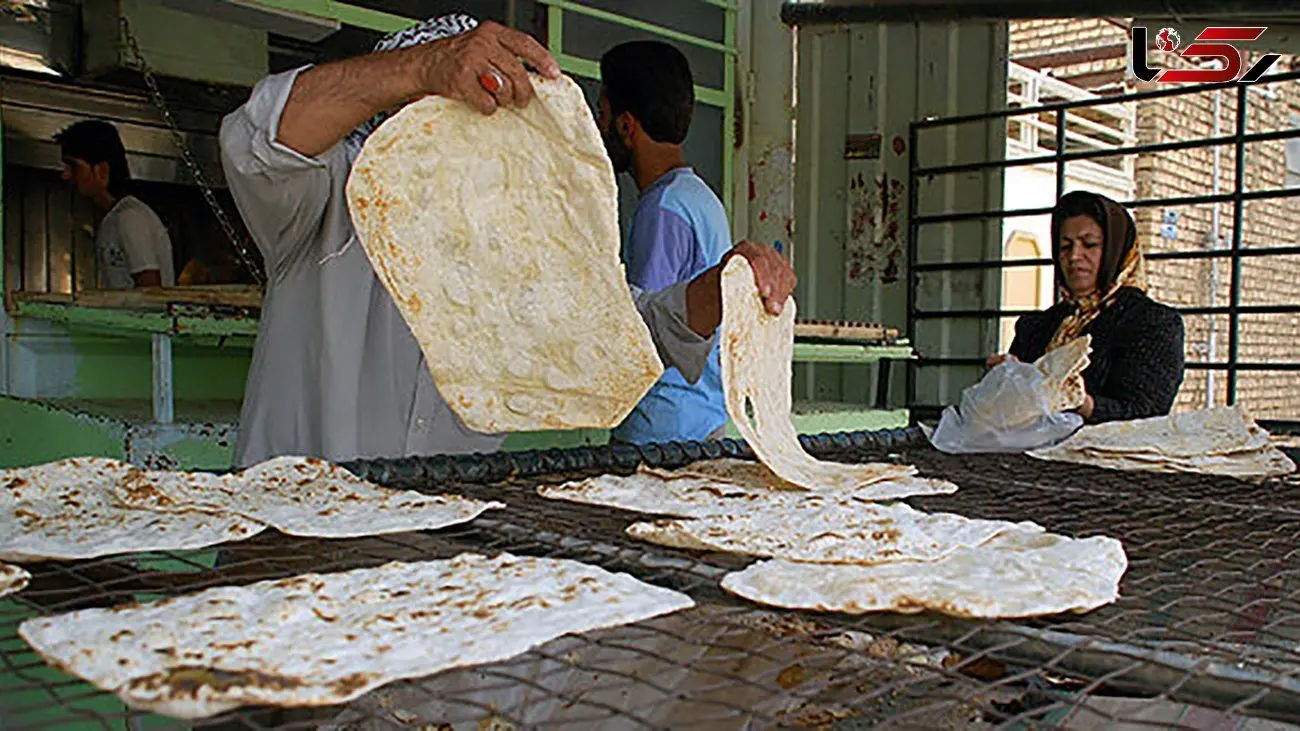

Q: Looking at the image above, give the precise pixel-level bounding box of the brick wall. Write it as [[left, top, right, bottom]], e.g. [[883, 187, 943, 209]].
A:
[[1009, 21, 1300, 418]]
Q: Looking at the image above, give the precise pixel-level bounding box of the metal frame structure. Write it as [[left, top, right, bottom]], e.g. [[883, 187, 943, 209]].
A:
[[905, 70, 1300, 422]]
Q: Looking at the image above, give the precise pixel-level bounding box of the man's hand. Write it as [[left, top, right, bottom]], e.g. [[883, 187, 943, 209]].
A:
[[412, 21, 561, 115], [685, 240, 797, 337], [278, 20, 560, 156], [727, 240, 797, 317]]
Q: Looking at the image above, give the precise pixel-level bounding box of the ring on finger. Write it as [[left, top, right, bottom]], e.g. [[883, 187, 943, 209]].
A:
[[478, 69, 506, 95]]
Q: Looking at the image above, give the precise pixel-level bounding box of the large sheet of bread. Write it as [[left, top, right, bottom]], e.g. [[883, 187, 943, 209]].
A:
[[721, 530, 1127, 618], [1, 458, 266, 562], [1029, 405, 1296, 478], [0, 562, 30, 598], [539, 467, 958, 519], [641, 459, 957, 500], [1034, 335, 1091, 412], [18, 553, 693, 719], [627, 500, 1041, 564], [345, 74, 663, 432], [115, 457, 503, 539], [720, 257, 919, 494]]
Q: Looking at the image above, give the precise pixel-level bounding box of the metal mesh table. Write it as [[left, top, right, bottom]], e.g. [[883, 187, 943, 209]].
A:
[[4, 429, 1300, 729]]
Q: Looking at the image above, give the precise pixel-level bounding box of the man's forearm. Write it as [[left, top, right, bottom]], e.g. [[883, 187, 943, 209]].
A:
[[685, 263, 723, 337], [277, 49, 425, 158]]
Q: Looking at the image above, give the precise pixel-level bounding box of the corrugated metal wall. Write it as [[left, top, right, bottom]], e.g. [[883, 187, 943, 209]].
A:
[[791, 20, 1008, 409]]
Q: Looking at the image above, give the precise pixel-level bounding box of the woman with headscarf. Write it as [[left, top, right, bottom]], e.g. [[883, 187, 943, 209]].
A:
[[987, 190, 1185, 424]]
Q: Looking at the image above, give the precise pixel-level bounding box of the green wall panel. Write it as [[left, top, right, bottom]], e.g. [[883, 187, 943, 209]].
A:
[[0, 398, 125, 468]]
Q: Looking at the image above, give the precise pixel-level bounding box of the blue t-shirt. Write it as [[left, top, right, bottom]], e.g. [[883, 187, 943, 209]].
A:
[[611, 168, 731, 444]]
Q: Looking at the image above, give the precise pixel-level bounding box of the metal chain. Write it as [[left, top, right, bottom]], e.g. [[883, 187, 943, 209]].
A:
[[118, 14, 265, 286]]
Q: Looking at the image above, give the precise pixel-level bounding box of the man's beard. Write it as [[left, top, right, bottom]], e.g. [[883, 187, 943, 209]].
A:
[[602, 125, 632, 174]]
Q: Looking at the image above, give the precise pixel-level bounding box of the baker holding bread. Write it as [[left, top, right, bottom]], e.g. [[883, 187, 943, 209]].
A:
[[219, 14, 795, 468]]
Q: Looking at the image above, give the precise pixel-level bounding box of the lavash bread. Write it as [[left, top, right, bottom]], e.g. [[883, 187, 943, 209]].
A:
[[115, 456, 503, 539], [719, 257, 921, 495], [627, 500, 1043, 564], [641, 459, 958, 501], [1029, 405, 1296, 479], [1034, 335, 1092, 413], [539, 464, 957, 518], [720, 529, 1127, 619], [18, 553, 694, 719], [345, 73, 663, 433], [0, 458, 266, 562], [0, 562, 31, 598]]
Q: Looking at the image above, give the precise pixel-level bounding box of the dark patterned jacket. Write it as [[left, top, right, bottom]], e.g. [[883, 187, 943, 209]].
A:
[[1009, 287, 1186, 424]]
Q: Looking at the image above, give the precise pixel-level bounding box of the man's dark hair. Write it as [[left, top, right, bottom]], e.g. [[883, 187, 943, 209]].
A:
[[54, 120, 132, 197], [600, 41, 694, 145]]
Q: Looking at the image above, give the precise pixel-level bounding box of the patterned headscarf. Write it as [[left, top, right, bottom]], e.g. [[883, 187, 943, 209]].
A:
[[342, 14, 479, 162], [1045, 191, 1149, 353]]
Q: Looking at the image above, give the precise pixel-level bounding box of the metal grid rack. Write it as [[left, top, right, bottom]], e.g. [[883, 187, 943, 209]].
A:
[[5, 430, 1300, 729]]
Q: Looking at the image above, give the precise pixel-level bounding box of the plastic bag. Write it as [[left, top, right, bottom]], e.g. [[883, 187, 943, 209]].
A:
[[927, 359, 1083, 454]]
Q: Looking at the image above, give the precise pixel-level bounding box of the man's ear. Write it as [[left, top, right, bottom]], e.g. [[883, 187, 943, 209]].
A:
[[617, 111, 638, 144], [92, 160, 112, 187]]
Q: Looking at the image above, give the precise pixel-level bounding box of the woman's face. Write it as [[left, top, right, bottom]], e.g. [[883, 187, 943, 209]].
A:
[[1059, 214, 1105, 296]]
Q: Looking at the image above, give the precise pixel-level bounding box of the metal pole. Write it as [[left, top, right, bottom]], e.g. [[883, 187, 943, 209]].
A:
[[1055, 109, 1067, 200], [1206, 88, 1222, 407], [1226, 84, 1247, 405], [1053, 109, 1066, 306], [905, 122, 920, 417], [152, 332, 173, 424]]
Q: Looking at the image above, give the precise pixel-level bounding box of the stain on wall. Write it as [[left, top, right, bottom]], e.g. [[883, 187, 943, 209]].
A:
[[845, 172, 905, 285]]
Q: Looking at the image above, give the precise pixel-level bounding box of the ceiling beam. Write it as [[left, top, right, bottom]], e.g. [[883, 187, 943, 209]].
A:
[[783, 1, 1300, 25], [1056, 68, 1130, 89], [1013, 42, 1128, 70]]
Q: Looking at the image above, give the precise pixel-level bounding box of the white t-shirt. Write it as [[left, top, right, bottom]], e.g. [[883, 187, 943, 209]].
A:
[[96, 195, 176, 289]]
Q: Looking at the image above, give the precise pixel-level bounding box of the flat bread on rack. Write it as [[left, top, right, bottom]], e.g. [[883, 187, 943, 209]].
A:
[[18, 553, 694, 719], [720, 257, 920, 496], [640, 459, 956, 500], [115, 456, 503, 539], [0, 562, 30, 598], [1, 458, 266, 562], [345, 73, 663, 433], [627, 500, 1041, 564], [539, 467, 958, 519], [1028, 405, 1295, 479], [721, 530, 1127, 619]]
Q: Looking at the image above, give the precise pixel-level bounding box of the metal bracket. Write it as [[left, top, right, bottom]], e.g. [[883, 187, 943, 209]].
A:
[[151, 333, 173, 424]]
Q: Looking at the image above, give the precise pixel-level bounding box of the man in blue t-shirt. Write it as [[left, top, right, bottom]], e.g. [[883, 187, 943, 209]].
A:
[[598, 41, 731, 444]]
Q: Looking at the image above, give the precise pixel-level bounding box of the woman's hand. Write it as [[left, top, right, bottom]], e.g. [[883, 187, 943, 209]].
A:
[[1077, 393, 1096, 420], [986, 353, 1018, 369]]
